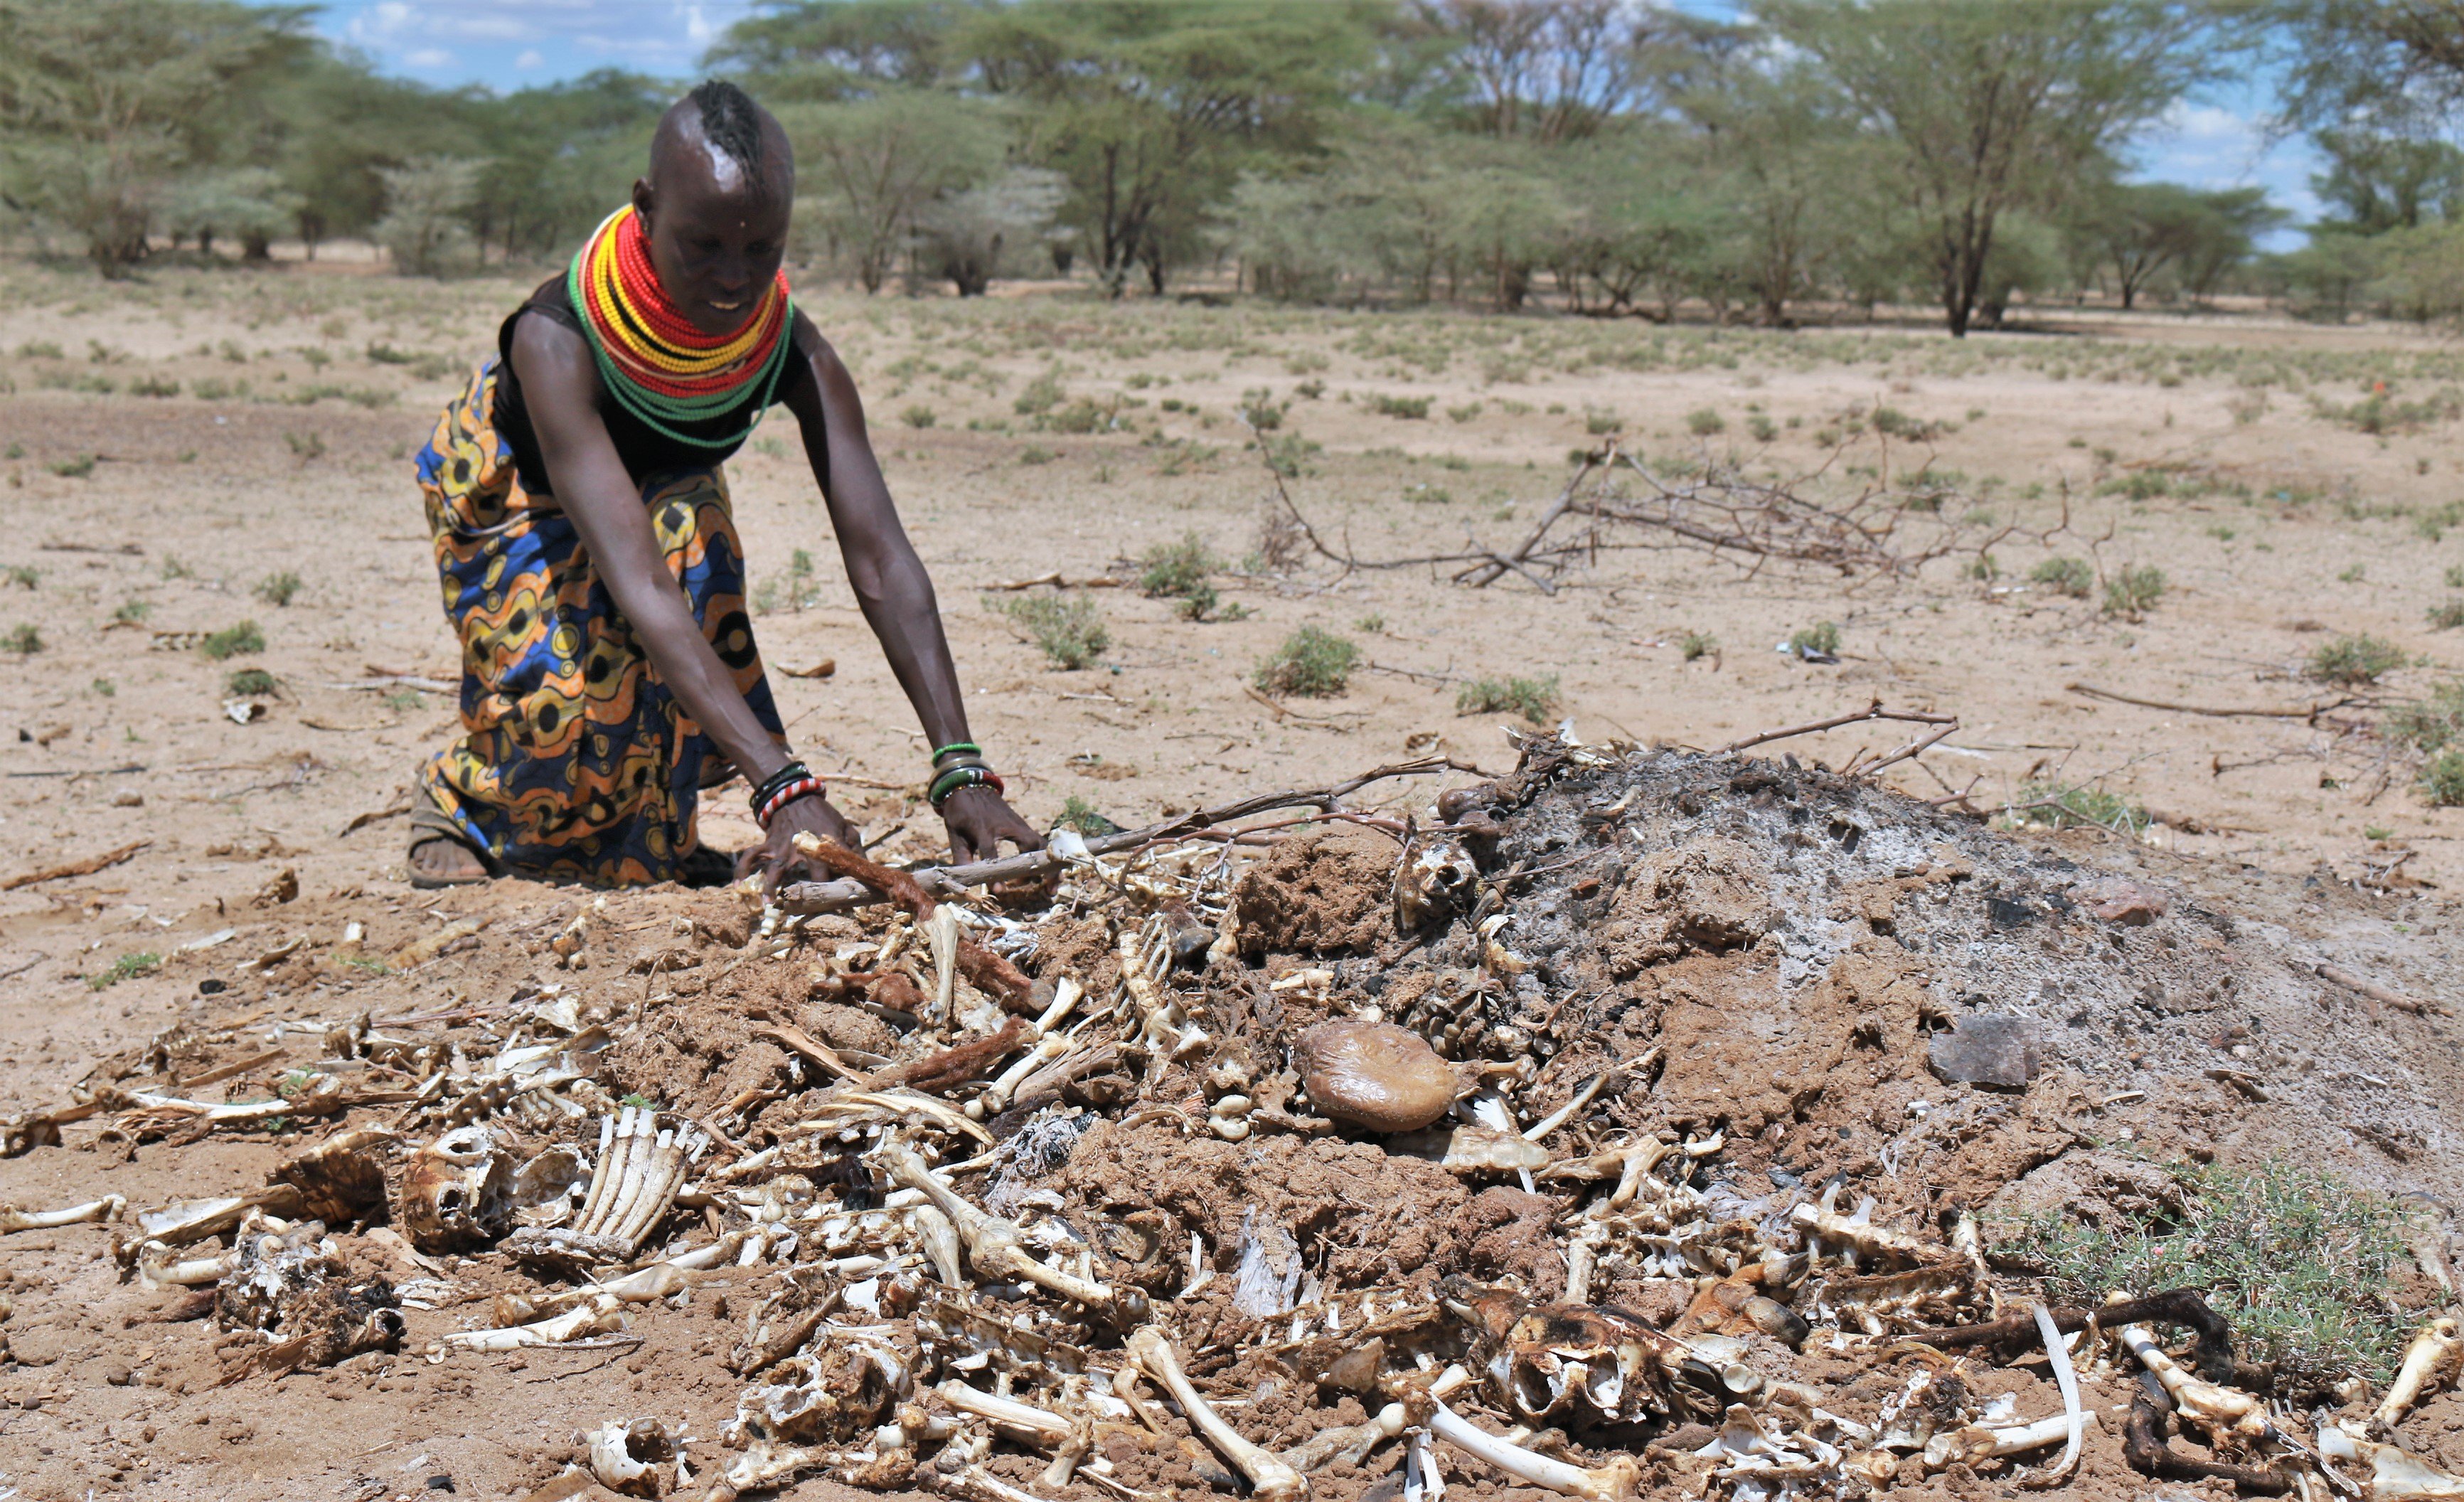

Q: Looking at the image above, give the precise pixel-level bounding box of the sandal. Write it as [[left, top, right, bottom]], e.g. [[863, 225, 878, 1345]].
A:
[[407, 806, 495, 889]]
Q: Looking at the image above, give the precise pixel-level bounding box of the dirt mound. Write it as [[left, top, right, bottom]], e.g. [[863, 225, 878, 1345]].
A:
[[1231, 823, 1399, 954]]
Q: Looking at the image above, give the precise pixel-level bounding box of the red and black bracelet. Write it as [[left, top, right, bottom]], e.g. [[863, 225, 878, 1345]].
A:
[[754, 772, 826, 829]]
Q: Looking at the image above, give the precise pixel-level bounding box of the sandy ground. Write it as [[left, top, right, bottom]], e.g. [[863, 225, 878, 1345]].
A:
[[1, 254, 2460, 1500]]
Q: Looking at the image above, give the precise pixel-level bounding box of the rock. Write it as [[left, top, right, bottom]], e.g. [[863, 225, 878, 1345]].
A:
[[2086, 881, 2169, 926], [1294, 1019, 1458, 1131], [1926, 1013, 2044, 1087]]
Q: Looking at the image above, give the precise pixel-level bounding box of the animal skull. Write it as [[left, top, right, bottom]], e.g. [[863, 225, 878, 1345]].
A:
[[398, 1124, 513, 1253]]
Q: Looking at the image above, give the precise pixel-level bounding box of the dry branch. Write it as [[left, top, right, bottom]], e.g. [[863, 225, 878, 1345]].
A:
[[2066, 682, 2354, 720], [1718, 701, 1956, 757], [2, 839, 151, 891]]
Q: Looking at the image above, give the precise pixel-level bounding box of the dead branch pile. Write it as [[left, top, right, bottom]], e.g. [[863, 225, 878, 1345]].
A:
[[6, 733, 2456, 1502]]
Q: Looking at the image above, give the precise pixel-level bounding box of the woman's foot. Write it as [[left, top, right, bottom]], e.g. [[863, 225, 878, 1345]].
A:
[[408, 835, 490, 888]]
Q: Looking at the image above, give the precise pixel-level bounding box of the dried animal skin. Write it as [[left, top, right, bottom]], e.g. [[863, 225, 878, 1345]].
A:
[[0, 1194, 123, 1233], [270, 1129, 394, 1225], [588, 1417, 687, 1498], [399, 1124, 515, 1253], [2, 1099, 105, 1157], [213, 1211, 405, 1372], [2321, 1422, 2464, 1500], [1388, 1125, 1551, 1175], [1129, 1325, 1308, 1501], [2377, 1317, 2464, 1430], [1294, 1020, 1458, 1133]]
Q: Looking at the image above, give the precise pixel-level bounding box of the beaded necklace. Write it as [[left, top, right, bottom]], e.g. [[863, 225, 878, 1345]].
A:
[[567, 204, 794, 447]]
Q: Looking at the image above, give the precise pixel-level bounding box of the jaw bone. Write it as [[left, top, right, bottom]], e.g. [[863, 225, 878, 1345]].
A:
[[1128, 1325, 1308, 1502]]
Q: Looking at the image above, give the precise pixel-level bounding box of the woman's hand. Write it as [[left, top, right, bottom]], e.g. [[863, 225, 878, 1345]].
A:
[[940, 784, 1044, 866], [734, 792, 859, 895]]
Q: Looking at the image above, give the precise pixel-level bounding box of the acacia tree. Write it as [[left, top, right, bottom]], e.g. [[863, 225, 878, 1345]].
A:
[[0, 0, 309, 273], [777, 90, 1006, 292], [1763, 0, 2222, 336]]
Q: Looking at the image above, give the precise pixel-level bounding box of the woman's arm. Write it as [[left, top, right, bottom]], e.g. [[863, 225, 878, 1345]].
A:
[[510, 314, 858, 867], [779, 314, 1042, 864]]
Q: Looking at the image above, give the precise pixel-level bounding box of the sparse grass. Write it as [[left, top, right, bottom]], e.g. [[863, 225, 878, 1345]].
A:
[[988, 592, 1109, 669], [1368, 393, 1431, 420], [754, 548, 821, 614], [255, 570, 302, 607], [1019, 445, 1057, 466], [4, 624, 41, 655], [1787, 620, 1840, 659], [200, 619, 264, 659], [902, 403, 937, 429], [2337, 563, 2367, 584], [2449, 565, 2464, 589], [160, 555, 194, 580], [1237, 388, 1288, 430], [2389, 680, 2464, 755], [1685, 406, 1725, 436], [1987, 1155, 2415, 1380], [1456, 674, 1562, 723], [1446, 401, 1484, 425], [1679, 629, 1716, 661], [2006, 778, 2149, 836], [1254, 626, 1359, 698], [1013, 368, 1065, 416], [283, 430, 326, 464], [2429, 600, 2464, 631], [4, 565, 36, 589], [2308, 633, 2407, 686], [112, 598, 151, 624], [2031, 557, 2094, 597], [1583, 406, 1622, 436], [85, 952, 161, 991], [224, 667, 278, 696], [47, 453, 96, 479], [1055, 794, 1122, 836], [1354, 614, 1385, 633], [2102, 563, 2167, 617]]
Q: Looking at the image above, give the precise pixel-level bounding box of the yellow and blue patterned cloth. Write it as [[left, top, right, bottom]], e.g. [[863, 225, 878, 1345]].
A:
[[412, 357, 782, 886]]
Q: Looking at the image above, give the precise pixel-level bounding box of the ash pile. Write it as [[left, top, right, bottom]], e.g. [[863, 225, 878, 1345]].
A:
[[13, 732, 2462, 1502]]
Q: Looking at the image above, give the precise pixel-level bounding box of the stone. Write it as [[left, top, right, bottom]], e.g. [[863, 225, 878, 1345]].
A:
[[1926, 1013, 2044, 1088]]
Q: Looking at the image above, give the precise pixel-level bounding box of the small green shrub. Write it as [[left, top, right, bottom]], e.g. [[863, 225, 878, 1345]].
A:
[[2423, 750, 2464, 806], [1237, 388, 1288, 430], [1446, 401, 1484, 425], [1369, 393, 1431, 420], [2449, 565, 2464, 588], [4, 565, 36, 589], [1019, 445, 1056, 466], [1679, 629, 1716, 661], [1055, 794, 1123, 836], [2102, 563, 2167, 616], [1583, 406, 1622, 436], [201, 619, 264, 659], [2388, 681, 2464, 753], [225, 667, 279, 696], [2006, 779, 2148, 835], [1355, 614, 1385, 633], [1254, 626, 1359, 697], [901, 404, 937, 429], [755, 548, 821, 614], [14, 340, 63, 360], [1788, 620, 1840, 659], [1043, 398, 1117, 435], [1685, 407, 1725, 436], [2308, 633, 2407, 686], [2430, 600, 2464, 631], [1988, 1156, 2414, 1379], [284, 430, 324, 462], [160, 555, 194, 580], [4, 624, 40, 655], [255, 570, 302, 607], [1013, 368, 1065, 416], [2031, 557, 2093, 597], [85, 952, 161, 991], [989, 592, 1109, 669], [1140, 531, 1220, 600], [1456, 674, 1562, 723], [47, 454, 97, 479], [1747, 413, 1778, 442], [129, 376, 180, 398], [112, 597, 151, 623]]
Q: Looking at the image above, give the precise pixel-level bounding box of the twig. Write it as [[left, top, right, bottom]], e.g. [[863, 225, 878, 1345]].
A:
[[2066, 682, 2352, 720], [774, 757, 1482, 914], [1717, 701, 1956, 757], [2297, 957, 2448, 1018], [2, 839, 151, 891], [1456, 444, 1612, 587]]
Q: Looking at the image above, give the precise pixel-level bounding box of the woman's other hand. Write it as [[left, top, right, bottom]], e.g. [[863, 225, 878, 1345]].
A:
[[940, 784, 1044, 866]]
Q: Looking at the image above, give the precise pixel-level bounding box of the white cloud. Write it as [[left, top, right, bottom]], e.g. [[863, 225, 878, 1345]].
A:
[[515, 48, 545, 69], [402, 46, 457, 70]]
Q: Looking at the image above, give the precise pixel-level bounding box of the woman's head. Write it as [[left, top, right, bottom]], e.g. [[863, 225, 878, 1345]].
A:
[[634, 80, 794, 338]]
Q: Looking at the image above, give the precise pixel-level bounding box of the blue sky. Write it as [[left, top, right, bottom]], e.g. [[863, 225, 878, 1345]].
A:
[[274, 0, 2325, 244]]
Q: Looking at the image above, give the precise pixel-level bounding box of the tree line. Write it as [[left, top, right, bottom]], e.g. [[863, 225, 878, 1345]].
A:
[[6, 0, 2464, 334]]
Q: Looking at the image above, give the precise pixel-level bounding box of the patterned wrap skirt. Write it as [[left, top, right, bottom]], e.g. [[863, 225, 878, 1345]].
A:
[[412, 358, 783, 886]]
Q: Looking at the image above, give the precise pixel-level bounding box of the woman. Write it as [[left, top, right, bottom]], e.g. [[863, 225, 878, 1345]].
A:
[[408, 80, 1038, 888]]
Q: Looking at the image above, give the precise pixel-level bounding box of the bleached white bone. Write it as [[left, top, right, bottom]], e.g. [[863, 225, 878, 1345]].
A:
[[2377, 1318, 2464, 1430], [934, 1378, 1072, 1442], [1283, 1402, 1409, 1471], [1129, 1325, 1308, 1501], [880, 1144, 1112, 1305], [1922, 1413, 2093, 1470], [0, 1195, 124, 1233], [137, 1240, 238, 1289], [1426, 1398, 1637, 1501], [2118, 1323, 2271, 1442], [2320, 1421, 2464, 1499], [439, 1294, 624, 1353]]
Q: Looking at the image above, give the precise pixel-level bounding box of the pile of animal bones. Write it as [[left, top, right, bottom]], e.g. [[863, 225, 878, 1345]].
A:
[[5, 732, 2460, 1502]]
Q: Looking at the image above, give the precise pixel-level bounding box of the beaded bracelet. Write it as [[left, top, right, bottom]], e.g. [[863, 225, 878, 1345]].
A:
[[755, 774, 826, 829], [748, 758, 811, 816], [929, 763, 1004, 809]]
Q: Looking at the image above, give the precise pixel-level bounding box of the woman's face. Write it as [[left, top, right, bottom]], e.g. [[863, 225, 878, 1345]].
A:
[[632, 134, 791, 340]]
